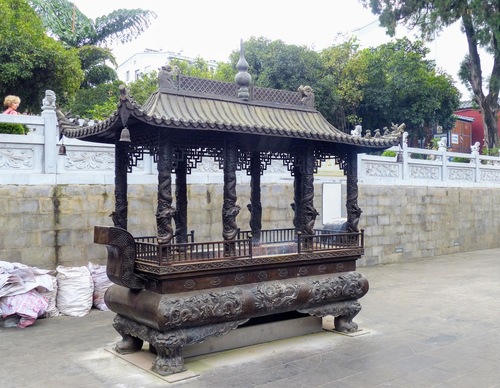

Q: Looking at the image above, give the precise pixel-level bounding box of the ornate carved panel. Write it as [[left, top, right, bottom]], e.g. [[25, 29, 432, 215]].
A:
[[448, 168, 474, 181], [481, 170, 500, 182], [0, 147, 34, 170], [409, 165, 439, 179], [64, 151, 115, 171], [159, 288, 245, 328], [365, 162, 399, 178]]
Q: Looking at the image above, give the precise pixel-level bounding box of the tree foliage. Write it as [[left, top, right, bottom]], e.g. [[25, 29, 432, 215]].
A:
[[63, 80, 123, 119], [78, 45, 118, 87], [29, 0, 156, 88], [317, 36, 363, 129], [0, 0, 83, 113], [360, 0, 500, 147], [28, 0, 156, 48], [229, 37, 322, 92], [351, 38, 460, 140]]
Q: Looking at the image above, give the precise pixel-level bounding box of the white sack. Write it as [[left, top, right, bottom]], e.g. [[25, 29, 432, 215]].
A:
[[56, 266, 93, 317], [38, 275, 59, 318], [87, 263, 112, 311]]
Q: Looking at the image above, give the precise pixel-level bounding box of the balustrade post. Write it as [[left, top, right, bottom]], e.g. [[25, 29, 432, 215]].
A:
[[41, 91, 58, 174], [475, 153, 481, 182], [442, 149, 448, 181], [402, 147, 409, 179]]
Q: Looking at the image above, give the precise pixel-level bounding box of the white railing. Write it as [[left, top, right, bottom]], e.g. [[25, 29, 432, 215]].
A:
[[0, 99, 293, 185], [0, 109, 145, 185], [359, 146, 500, 186]]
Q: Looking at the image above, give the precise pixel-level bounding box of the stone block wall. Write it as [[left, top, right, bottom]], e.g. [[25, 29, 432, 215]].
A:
[[358, 185, 500, 266], [1, 182, 499, 269], [0, 183, 306, 269]]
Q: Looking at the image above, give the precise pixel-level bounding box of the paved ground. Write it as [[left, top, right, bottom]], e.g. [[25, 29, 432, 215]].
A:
[[1, 248, 500, 387]]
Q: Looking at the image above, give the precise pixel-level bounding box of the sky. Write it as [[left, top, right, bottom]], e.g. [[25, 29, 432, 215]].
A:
[[71, 0, 493, 98]]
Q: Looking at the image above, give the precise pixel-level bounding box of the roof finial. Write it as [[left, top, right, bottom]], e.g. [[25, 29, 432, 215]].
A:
[[235, 40, 252, 101]]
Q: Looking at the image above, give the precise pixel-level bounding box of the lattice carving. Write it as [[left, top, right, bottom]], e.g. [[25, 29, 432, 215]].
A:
[[177, 75, 304, 106], [253, 86, 302, 105], [178, 75, 238, 97], [238, 150, 252, 172], [335, 154, 348, 174], [128, 145, 145, 170]]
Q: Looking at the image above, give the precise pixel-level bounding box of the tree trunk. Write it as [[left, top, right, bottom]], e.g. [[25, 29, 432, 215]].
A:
[[480, 98, 499, 149], [462, 13, 500, 148]]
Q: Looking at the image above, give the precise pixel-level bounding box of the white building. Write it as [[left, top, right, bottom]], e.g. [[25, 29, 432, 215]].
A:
[[116, 49, 218, 83]]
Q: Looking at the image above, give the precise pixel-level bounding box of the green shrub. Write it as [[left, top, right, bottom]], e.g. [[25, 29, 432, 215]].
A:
[[451, 157, 469, 163], [0, 123, 29, 134], [482, 147, 500, 157], [382, 150, 397, 157]]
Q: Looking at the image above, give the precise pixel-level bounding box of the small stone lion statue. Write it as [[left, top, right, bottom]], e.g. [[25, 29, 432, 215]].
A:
[[350, 125, 362, 137], [438, 137, 447, 151], [470, 141, 480, 153], [298, 85, 315, 107], [42, 90, 56, 111], [158, 64, 179, 90]]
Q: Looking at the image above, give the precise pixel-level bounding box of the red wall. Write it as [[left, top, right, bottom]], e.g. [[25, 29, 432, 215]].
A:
[[454, 108, 500, 148]]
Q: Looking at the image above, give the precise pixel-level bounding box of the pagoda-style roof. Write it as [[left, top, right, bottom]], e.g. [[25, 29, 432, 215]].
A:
[[58, 74, 402, 153]]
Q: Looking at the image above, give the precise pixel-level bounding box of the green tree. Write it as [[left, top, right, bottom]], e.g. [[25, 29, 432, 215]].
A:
[[78, 45, 118, 88], [317, 36, 363, 130], [351, 38, 460, 142], [127, 72, 158, 105], [212, 62, 237, 83], [29, 0, 156, 87], [29, 0, 156, 47], [64, 80, 123, 119], [230, 37, 322, 92], [0, 0, 83, 113], [360, 0, 500, 147]]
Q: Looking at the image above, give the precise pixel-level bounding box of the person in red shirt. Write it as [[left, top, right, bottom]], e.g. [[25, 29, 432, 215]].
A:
[[3, 95, 21, 115]]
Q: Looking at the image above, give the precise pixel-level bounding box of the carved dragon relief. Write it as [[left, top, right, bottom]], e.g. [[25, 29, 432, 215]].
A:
[[253, 283, 300, 310], [159, 288, 245, 329], [305, 272, 368, 303]]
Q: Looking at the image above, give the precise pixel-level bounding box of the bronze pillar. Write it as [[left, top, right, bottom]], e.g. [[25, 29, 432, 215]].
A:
[[156, 134, 175, 244], [248, 152, 262, 245], [291, 163, 302, 233], [292, 146, 318, 237], [174, 159, 188, 244], [299, 146, 318, 250], [222, 142, 240, 256], [112, 137, 128, 229], [346, 150, 362, 232]]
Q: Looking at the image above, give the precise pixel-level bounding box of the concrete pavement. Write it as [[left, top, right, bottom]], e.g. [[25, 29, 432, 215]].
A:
[[1, 248, 500, 387]]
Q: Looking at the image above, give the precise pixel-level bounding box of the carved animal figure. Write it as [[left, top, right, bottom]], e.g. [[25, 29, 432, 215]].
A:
[[158, 65, 178, 89], [350, 125, 362, 137], [298, 85, 315, 107]]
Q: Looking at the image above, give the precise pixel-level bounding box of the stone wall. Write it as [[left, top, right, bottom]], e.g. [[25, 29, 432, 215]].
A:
[[0, 183, 303, 269], [358, 185, 500, 266], [1, 183, 498, 269]]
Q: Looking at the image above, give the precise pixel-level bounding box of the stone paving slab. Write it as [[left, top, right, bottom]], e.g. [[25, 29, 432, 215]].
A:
[[1, 248, 500, 387]]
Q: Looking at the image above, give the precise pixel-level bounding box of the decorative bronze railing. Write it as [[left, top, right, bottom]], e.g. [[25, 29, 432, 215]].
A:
[[135, 238, 252, 266], [135, 230, 195, 244], [237, 228, 297, 243], [134, 228, 363, 266]]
